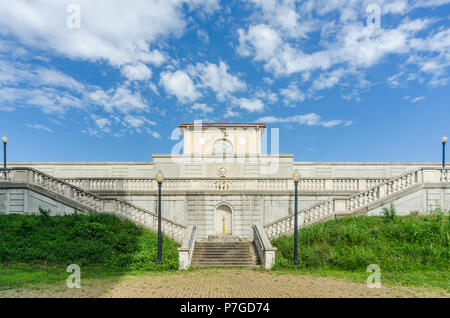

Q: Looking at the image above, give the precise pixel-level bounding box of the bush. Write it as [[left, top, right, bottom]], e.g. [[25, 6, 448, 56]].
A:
[[381, 203, 397, 221], [0, 210, 179, 271], [272, 214, 449, 272]]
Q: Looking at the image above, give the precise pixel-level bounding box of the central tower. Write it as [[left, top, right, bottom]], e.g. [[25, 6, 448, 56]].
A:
[[179, 122, 266, 156]]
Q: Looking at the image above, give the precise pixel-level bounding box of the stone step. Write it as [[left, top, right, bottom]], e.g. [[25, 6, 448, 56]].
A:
[[192, 260, 258, 264], [195, 242, 252, 246], [207, 235, 242, 243], [193, 248, 252, 252], [191, 264, 259, 268], [192, 256, 257, 260], [193, 252, 256, 256], [191, 241, 260, 267]]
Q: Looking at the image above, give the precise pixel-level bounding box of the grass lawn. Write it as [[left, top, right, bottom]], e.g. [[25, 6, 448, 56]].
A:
[[0, 209, 448, 294], [271, 212, 450, 291], [0, 210, 179, 290]]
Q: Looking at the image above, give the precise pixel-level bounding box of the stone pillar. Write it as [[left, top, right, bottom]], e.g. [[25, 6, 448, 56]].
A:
[[116, 180, 124, 191], [358, 179, 367, 191], [103, 199, 117, 214], [81, 180, 90, 191], [324, 179, 333, 191], [178, 248, 190, 270], [423, 169, 440, 183], [379, 184, 387, 199], [63, 185, 74, 199], [333, 198, 347, 214]]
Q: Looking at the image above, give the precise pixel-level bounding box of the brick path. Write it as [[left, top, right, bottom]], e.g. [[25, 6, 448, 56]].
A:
[[1, 268, 448, 298]]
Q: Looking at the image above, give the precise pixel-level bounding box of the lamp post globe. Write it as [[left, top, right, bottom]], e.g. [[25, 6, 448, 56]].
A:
[[292, 170, 301, 266], [156, 170, 165, 183], [442, 136, 448, 168], [156, 170, 164, 264]]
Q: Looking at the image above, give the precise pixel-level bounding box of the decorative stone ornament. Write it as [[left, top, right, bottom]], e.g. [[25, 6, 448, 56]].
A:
[[217, 166, 228, 178]]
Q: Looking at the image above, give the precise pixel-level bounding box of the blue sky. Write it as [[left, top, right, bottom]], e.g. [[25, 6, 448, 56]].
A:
[[0, 0, 449, 162]]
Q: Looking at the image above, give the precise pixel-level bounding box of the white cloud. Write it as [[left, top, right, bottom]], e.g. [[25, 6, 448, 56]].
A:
[[232, 97, 264, 112], [255, 89, 278, 103], [191, 103, 213, 114], [280, 83, 305, 105], [388, 72, 405, 87], [0, 87, 83, 113], [121, 63, 152, 81], [224, 107, 240, 118], [189, 62, 246, 101], [91, 115, 112, 132], [88, 86, 148, 113], [160, 70, 201, 103], [411, 96, 426, 102], [0, 0, 217, 67], [237, 1, 450, 92], [197, 29, 210, 44], [237, 24, 282, 60], [0, 59, 85, 92], [258, 113, 352, 128], [25, 123, 53, 133]]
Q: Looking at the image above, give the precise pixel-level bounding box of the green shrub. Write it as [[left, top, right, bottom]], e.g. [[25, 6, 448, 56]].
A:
[[0, 211, 179, 271], [272, 214, 449, 272], [381, 203, 397, 221]]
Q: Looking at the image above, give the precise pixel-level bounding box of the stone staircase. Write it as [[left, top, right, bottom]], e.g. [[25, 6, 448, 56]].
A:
[[264, 167, 449, 239], [191, 236, 260, 267], [0, 167, 186, 243]]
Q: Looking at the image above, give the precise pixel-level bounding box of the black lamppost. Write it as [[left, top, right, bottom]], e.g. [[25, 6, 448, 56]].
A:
[[292, 170, 301, 266], [1, 136, 7, 179], [441, 136, 448, 168], [155, 170, 164, 264]]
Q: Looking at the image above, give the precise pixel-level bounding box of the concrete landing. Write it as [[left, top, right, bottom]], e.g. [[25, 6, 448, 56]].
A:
[[207, 235, 243, 243]]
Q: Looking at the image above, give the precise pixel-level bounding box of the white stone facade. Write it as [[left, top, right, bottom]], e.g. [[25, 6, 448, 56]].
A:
[[4, 123, 449, 241]]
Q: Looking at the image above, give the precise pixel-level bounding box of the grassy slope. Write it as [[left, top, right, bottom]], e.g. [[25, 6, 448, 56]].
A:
[[0, 212, 179, 289], [271, 214, 450, 290]]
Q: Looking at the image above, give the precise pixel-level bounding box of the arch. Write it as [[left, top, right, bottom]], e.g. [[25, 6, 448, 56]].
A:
[[211, 138, 233, 155], [214, 202, 233, 235]]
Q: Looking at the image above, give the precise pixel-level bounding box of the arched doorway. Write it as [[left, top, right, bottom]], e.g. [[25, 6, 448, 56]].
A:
[[214, 203, 232, 235]]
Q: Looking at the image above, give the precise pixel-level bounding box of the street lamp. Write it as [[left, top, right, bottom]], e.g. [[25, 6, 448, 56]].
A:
[[441, 136, 448, 168], [155, 170, 165, 264], [1, 136, 7, 179], [292, 170, 301, 266]]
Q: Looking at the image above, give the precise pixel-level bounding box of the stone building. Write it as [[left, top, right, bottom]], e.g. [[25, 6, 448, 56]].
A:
[[1, 122, 449, 268]]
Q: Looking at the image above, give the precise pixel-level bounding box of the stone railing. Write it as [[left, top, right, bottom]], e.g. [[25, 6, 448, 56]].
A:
[[104, 199, 185, 243], [264, 168, 443, 239], [252, 225, 276, 269], [1, 167, 185, 243], [0, 168, 13, 181], [178, 226, 197, 270], [62, 176, 390, 193]]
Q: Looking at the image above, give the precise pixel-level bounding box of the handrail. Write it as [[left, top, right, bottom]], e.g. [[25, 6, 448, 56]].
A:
[[264, 168, 425, 239], [252, 225, 276, 269], [178, 225, 197, 270], [1, 167, 185, 242], [253, 225, 264, 251], [61, 176, 390, 181], [189, 226, 197, 253], [61, 175, 390, 193]]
